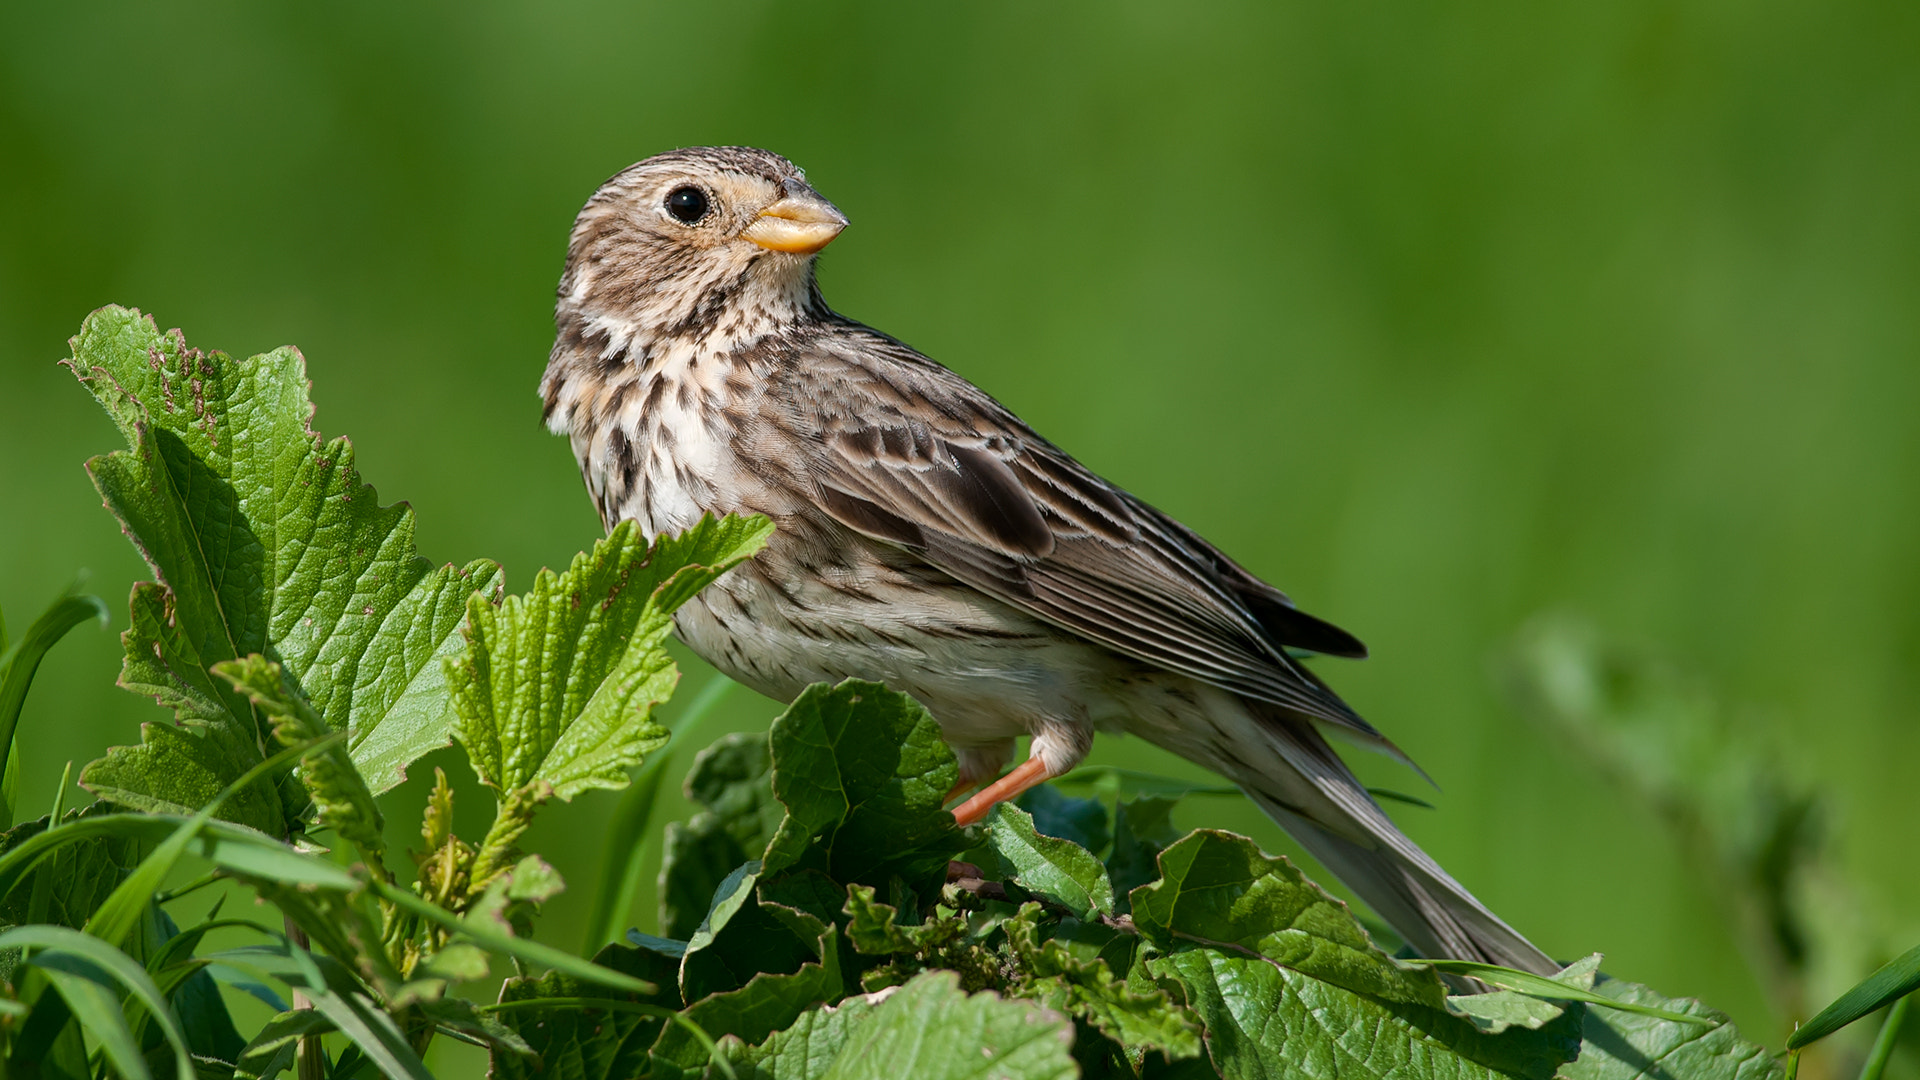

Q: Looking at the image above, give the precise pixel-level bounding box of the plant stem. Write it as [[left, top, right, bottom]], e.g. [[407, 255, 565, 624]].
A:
[[1858, 993, 1911, 1080]]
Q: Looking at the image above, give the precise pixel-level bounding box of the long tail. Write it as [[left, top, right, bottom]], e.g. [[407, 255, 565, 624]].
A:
[[1203, 706, 1557, 975]]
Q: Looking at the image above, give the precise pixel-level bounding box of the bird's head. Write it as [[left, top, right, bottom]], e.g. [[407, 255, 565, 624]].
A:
[[555, 147, 847, 360]]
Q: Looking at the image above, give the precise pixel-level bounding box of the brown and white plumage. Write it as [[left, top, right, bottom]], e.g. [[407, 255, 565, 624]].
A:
[[542, 146, 1555, 974]]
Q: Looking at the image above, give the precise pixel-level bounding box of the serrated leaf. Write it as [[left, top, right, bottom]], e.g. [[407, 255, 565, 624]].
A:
[[723, 996, 878, 1080], [986, 802, 1115, 919], [67, 307, 504, 828], [447, 515, 771, 800], [820, 969, 1076, 1080], [1151, 945, 1582, 1080], [216, 654, 384, 858], [761, 680, 964, 899], [1562, 976, 1782, 1080], [1131, 829, 1448, 1008], [1002, 903, 1202, 1059]]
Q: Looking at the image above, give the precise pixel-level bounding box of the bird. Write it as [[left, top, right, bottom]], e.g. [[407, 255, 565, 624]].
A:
[[539, 146, 1555, 974]]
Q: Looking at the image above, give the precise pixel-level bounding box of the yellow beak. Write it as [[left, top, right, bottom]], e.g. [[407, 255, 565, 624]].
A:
[[743, 186, 848, 255]]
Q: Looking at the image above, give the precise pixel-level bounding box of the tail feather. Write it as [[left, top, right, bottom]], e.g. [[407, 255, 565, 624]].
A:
[[1255, 796, 1557, 974], [1200, 704, 1558, 976]]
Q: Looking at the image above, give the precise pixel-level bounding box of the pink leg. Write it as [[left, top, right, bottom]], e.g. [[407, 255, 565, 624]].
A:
[[952, 758, 1056, 826]]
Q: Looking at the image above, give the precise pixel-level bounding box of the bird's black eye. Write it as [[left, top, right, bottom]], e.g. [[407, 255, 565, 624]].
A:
[[665, 186, 709, 224]]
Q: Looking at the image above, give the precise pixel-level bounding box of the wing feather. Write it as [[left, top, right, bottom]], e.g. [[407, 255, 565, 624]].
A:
[[781, 331, 1378, 739]]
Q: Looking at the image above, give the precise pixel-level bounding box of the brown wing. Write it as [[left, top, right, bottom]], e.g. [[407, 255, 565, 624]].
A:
[[779, 329, 1378, 739]]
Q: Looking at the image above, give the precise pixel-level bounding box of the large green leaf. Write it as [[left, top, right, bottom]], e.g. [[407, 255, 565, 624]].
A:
[[1560, 976, 1783, 1080], [985, 802, 1116, 919], [1150, 945, 1582, 1080], [822, 969, 1076, 1080], [761, 681, 964, 899], [66, 306, 503, 831], [446, 515, 771, 801], [1130, 829, 1449, 1008]]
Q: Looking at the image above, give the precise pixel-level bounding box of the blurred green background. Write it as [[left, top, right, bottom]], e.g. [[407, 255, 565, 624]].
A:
[[3, 0, 1916, 1062]]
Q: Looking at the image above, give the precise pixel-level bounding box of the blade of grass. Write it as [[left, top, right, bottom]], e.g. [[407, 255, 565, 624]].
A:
[[35, 962, 151, 1080], [0, 924, 196, 1080], [0, 590, 107, 827], [1791, 944, 1920, 1049], [1415, 959, 1715, 1024], [83, 736, 334, 950], [583, 674, 738, 953]]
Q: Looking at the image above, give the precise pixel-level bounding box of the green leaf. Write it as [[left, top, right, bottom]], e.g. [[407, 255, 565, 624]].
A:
[[1002, 903, 1203, 1059], [235, 1009, 333, 1080], [1130, 829, 1448, 1008], [1788, 941, 1920, 1048], [652, 926, 845, 1078], [0, 924, 197, 1080], [1150, 945, 1582, 1080], [985, 802, 1115, 919], [660, 816, 755, 943], [1106, 794, 1182, 909], [67, 306, 504, 825], [0, 803, 146, 933], [216, 654, 385, 859], [34, 957, 152, 1080], [488, 943, 682, 1080], [723, 995, 878, 1080], [0, 588, 107, 827], [687, 731, 784, 853], [659, 731, 778, 941], [305, 984, 433, 1080], [1560, 976, 1781, 1080], [761, 680, 964, 899], [85, 738, 319, 950], [819, 969, 1076, 1080], [1014, 784, 1111, 856], [447, 515, 771, 800]]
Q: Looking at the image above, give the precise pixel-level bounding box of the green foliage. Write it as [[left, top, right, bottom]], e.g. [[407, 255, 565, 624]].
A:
[[447, 515, 771, 803], [0, 309, 1826, 1079], [67, 306, 503, 838]]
